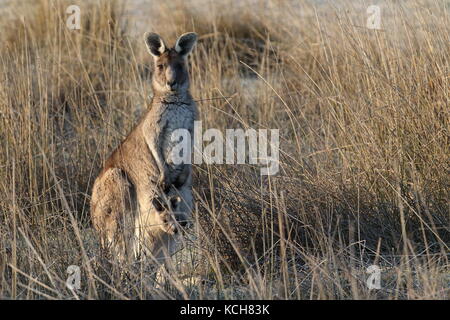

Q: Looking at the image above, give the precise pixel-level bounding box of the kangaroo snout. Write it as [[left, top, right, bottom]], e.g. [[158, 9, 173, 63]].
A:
[[166, 80, 177, 91], [168, 223, 178, 235]]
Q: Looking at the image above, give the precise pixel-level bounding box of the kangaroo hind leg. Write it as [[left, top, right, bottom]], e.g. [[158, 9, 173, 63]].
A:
[[91, 168, 136, 262]]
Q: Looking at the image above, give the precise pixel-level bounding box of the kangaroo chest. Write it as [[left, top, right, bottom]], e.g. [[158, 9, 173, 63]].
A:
[[160, 103, 195, 167]]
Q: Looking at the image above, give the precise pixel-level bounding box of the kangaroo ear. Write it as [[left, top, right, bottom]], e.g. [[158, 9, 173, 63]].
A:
[[174, 32, 197, 57], [152, 197, 164, 212], [144, 32, 167, 57]]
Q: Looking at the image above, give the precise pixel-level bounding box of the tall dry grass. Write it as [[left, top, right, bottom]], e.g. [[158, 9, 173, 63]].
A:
[[0, 0, 448, 299]]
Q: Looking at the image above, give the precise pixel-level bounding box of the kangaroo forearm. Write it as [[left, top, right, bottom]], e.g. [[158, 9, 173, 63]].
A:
[[143, 119, 167, 176], [148, 138, 166, 175]]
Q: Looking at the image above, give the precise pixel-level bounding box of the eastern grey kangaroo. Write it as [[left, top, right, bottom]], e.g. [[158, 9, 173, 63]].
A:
[[90, 32, 198, 264]]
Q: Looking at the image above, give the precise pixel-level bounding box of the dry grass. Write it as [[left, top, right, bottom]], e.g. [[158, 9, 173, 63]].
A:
[[0, 0, 448, 299]]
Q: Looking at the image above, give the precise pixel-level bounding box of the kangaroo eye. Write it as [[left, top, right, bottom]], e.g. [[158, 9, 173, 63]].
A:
[[157, 64, 164, 70]]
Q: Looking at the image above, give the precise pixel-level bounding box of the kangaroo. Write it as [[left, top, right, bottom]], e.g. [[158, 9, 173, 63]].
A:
[[90, 169, 184, 262], [143, 32, 198, 191], [90, 32, 198, 264]]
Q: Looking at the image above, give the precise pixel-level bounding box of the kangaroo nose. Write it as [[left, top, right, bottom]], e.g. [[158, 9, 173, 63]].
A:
[[166, 80, 176, 89]]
